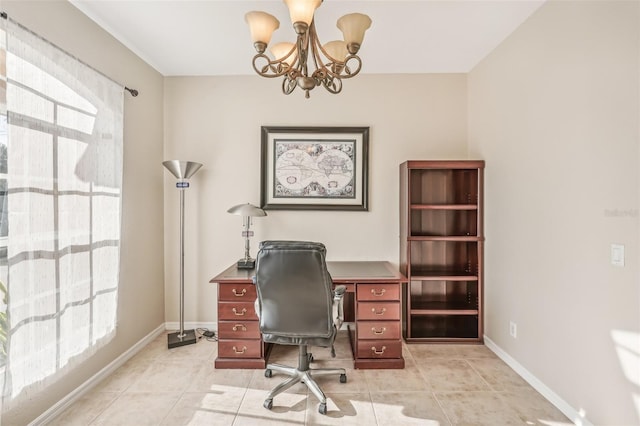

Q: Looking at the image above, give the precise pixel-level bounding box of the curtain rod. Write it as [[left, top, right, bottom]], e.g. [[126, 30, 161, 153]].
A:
[[1, 11, 139, 97]]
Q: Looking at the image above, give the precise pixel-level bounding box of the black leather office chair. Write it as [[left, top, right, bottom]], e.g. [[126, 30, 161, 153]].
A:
[[253, 240, 347, 415]]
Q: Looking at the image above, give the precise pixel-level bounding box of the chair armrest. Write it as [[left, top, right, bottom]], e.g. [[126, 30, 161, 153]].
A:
[[332, 285, 346, 330]]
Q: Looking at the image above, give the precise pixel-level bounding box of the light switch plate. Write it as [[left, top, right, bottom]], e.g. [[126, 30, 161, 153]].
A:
[[611, 244, 625, 266]]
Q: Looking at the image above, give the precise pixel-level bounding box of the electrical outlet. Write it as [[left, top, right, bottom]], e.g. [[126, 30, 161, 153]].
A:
[[510, 321, 517, 339]]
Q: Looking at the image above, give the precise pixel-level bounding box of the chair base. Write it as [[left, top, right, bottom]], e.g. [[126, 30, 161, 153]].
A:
[[263, 345, 346, 414]]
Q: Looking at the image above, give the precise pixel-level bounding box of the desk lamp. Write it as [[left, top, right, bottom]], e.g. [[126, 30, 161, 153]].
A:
[[227, 203, 266, 269], [163, 160, 203, 349]]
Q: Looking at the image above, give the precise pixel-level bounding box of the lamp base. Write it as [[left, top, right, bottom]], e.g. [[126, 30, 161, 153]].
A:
[[237, 258, 256, 270], [168, 329, 197, 349]]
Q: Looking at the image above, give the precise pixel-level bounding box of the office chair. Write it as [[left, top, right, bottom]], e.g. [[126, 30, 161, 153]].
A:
[[253, 240, 347, 415]]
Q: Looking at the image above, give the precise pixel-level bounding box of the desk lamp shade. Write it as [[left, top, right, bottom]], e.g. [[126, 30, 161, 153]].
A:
[[228, 203, 267, 269], [163, 160, 203, 349]]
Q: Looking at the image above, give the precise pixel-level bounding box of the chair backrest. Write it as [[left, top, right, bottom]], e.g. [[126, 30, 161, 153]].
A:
[[254, 241, 333, 340]]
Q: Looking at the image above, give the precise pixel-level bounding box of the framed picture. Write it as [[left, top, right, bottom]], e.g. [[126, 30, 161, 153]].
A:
[[260, 126, 369, 211]]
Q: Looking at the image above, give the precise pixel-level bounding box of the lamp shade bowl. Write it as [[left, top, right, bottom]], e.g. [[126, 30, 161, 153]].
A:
[[162, 160, 203, 180]]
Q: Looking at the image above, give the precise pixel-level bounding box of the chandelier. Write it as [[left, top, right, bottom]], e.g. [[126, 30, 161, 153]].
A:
[[245, 0, 372, 98]]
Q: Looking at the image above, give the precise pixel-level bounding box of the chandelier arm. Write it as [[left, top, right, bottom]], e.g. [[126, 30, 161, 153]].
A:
[[320, 75, 343, 94], [309, 23, 332, 80], [279, 43, 298, 67], [282, 74, 298, 95], [310, 23, 362, 80], [252, 53, 292, 78], [339, 55, 363, 78], [315, 37, 342, 69]]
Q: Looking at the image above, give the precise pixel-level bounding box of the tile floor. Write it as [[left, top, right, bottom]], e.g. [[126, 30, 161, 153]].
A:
[[50, 331, 571, 425]]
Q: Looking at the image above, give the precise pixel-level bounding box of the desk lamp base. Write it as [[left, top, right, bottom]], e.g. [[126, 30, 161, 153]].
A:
[[168, 329, 197, 349], [237, 258, 256, 269]]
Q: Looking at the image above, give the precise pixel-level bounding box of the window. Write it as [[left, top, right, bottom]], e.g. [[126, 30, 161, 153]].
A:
[[0, 17, 124, 408]]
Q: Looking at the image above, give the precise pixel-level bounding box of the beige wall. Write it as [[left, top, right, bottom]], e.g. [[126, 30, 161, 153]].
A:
[[163, 74, 468, 325], [3, 1, 165, 424], [5, 0, 637, 424], [468, 0, 639, 424]]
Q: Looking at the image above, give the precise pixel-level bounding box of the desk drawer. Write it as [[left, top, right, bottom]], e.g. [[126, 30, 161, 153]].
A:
[[218, 339, 262, 358], [218, 302, 258, 320], [357, 340, 402, 359], [218, 321, 260, 339], [357, 321, 401, 340], [357, 301, 400, 321], [357, 283, 400, 301], [219, 283, 256, 301]]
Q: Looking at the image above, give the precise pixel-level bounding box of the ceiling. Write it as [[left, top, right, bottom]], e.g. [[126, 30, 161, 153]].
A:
[[69, 0, 546, 77]]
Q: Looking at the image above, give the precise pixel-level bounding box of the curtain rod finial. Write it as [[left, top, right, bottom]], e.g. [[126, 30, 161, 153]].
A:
[[125, 87, 138, 97]]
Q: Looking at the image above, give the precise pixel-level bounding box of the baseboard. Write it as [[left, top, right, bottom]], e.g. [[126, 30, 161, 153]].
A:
[[30, 324, 166, 426], [165, 321, 217, 332], [484, 335, 593, 426]]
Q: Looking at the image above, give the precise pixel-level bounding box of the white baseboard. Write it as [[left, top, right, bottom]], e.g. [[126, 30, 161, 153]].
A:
[[165, 322, 217, 332], [484, 335, 593, 426], [30, 324, 166, 426]]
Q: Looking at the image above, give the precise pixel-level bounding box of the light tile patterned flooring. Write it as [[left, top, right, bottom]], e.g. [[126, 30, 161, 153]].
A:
[[51, 331, 571, 425]]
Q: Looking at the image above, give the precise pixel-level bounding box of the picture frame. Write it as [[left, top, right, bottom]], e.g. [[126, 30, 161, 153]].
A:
[[260, 126, 369, 211]]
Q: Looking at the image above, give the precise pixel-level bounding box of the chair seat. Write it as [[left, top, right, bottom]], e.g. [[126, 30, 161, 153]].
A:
[[261, 328, 337, 347]]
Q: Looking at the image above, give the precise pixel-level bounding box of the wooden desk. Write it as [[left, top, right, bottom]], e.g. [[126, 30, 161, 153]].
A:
[[210, 261, 407, 369]]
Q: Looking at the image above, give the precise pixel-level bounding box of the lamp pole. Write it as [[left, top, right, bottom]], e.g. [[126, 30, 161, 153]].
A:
[[163, 160, 203, 348]]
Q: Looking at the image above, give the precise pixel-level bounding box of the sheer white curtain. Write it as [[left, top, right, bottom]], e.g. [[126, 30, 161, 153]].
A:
[[0, 17, 124, 412]]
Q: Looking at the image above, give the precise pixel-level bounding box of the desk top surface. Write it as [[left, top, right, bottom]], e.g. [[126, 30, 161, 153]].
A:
[[210, 261, 407, 283]]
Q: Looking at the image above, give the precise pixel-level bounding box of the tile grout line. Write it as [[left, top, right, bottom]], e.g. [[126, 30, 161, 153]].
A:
[[409, 348, 457, 426], [88, 352, 159, 424], [464, 357, 496, 391]]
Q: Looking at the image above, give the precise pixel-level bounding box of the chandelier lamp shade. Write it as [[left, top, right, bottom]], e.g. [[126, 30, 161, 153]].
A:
[[245, 0, 372, 98]]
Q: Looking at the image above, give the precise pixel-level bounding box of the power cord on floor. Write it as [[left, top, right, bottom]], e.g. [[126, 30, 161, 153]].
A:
[[195, 327, 217, 342]]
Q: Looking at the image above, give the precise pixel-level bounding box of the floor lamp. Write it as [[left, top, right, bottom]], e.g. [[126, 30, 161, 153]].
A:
[[163, 160, 203, 349]]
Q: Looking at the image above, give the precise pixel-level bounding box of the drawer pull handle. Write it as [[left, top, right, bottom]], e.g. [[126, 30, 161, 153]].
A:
[[232, 307, 247, 316], [371, 327, 386, 335], [371, 307, 387, 316], [232, 324, 247, 332], [371, 346, 386, 355], [232, 346, 247, 354], [232, 288, 247, 297], [370, 288, 386, 297]]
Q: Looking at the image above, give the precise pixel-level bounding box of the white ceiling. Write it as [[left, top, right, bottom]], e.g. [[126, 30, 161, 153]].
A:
[[69, 0, 546, 77]]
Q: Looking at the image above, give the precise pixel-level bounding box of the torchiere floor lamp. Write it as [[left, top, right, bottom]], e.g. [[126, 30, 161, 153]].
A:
[[163, 160, 203, 349]]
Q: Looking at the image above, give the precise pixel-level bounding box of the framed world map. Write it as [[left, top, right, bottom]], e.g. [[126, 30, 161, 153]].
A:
[[260, 126, 369, 210]]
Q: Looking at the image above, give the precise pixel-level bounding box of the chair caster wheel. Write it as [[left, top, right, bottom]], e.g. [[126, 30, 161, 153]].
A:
[[318, 402, 327, 415], [264, 369, 272, 378], [340, 373, 347, 383], [264, 399, 273, 410]]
